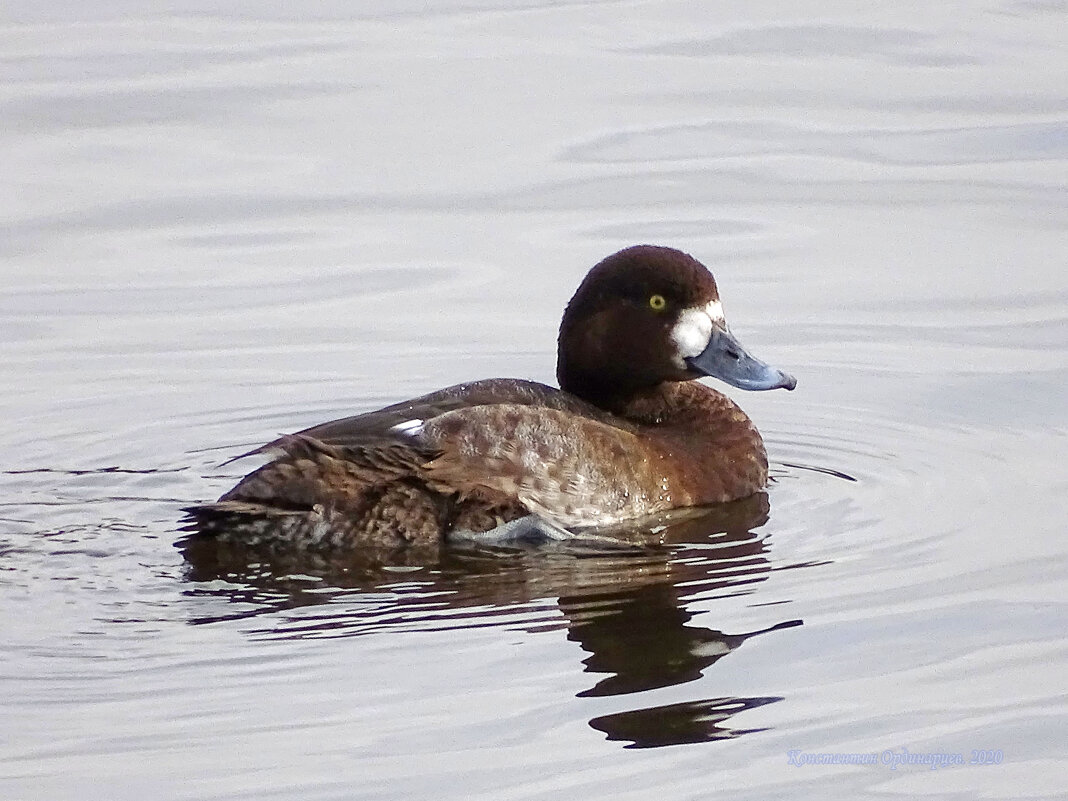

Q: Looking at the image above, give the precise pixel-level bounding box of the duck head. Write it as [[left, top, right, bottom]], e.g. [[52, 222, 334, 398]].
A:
[[557, 245, 796, 408]]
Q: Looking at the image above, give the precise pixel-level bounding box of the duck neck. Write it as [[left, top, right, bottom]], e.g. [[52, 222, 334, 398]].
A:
[[557, 370, 651, 415], [559, 371, 722, 429], [611, 381, 722, 426], [621, 382, 770, 505]]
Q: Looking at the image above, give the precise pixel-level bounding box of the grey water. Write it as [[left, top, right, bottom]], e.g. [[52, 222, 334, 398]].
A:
[[1, 2, 1066, 799]]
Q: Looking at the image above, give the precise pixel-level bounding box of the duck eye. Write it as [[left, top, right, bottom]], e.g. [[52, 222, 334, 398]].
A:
[[648, 294, 667, 311]]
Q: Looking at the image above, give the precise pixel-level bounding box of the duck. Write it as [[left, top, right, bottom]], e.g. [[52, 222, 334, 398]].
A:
[[186, 245, 795, 548]]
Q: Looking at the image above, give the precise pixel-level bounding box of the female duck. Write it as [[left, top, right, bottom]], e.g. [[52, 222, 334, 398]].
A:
[[189, 245, 795, 547]]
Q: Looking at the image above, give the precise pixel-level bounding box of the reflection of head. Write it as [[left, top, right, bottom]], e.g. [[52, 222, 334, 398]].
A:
[[589, 695, 786, 748], [544, 494, 795, 704]]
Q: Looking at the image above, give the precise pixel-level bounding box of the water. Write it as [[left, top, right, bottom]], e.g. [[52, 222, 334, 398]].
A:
[[2, 2, 1066, 799]]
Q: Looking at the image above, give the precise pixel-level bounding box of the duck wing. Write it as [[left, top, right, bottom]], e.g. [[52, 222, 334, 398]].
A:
[[230, 378, 612, 463], [191, 381, 652, 544], [186, 431, 448, 546], [407, 404, 671, 529]]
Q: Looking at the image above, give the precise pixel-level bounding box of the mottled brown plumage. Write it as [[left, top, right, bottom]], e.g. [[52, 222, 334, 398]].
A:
[[186, 245, 795, 547]]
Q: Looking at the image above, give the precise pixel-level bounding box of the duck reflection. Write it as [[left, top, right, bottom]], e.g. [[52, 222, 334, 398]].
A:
[[589, 695, 785, 748], [179, 491, 803, 747], [568, 585, 800, 697]]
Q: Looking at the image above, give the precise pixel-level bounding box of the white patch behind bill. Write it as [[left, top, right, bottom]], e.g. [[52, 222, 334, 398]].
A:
[[670, 301, 724, 367]]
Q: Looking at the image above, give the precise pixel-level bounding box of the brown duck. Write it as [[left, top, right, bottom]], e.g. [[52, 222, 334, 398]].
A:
[[187, 245, 796, 547]]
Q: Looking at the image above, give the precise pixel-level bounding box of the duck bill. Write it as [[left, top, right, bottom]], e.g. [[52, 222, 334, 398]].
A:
[[685, 327, 796, 391]]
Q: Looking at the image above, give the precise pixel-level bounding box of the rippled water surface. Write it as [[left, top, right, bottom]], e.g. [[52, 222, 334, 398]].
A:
[[2, 2, 1066, 799]]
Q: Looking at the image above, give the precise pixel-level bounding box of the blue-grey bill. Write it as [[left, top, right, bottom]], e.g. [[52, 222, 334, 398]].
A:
[[685, 327, 797, 391]]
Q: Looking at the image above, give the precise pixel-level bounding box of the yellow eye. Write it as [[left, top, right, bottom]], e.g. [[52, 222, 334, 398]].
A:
[[649, 294, 667, 311]]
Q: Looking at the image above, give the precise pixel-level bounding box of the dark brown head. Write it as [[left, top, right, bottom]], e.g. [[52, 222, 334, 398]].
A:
[[557, 245, 796, 408]]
